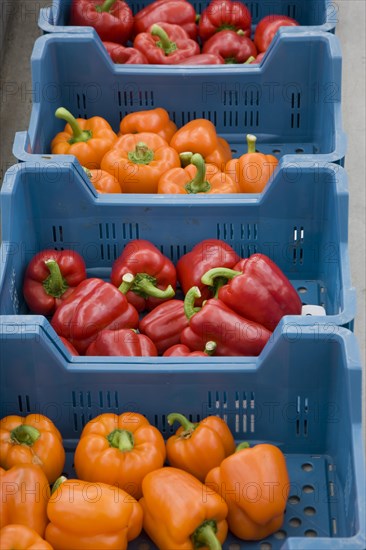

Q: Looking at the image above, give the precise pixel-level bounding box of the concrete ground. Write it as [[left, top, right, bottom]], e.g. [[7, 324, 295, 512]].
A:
[[0, 3, 365, 415]]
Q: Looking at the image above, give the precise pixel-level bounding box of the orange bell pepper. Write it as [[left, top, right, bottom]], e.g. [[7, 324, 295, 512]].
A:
[[119, 107, 177, 144], [83, 167, 122, 193], [226, 134, 278, 193], [45, 477, 143, 550], [166, 413, 235, 481], [158, 153, 240, 194], [101, 132, 180, 193], [74, 412, 166, 499], [205, 442, 290, 540], [140, 467, 228, 550], [0, 464, 49, 536], [0, 524, 53, 550], [170, 119, 232, 171], [0, 414, 65, 484], [51, 107, 118, 169]]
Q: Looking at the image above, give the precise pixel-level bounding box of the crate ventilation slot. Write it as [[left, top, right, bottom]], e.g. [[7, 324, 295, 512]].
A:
[[76, 92, 87, 118], [206, 390, 256, 435], [52, 225, 64, 250], [159, 244, 188, 263], [287, 4, 297, 18], [173, 111, 218, 127], [295, 395, 309, 437], [247, 2, 259, 19], [217, 222, 258, 249], [117, 89, 154, 111], [10, 268, 19, 313], [293, 225, 304, 265], [18, 394, 31, 413], [156, 413, 201, 435], [291, 92, 302, 129]]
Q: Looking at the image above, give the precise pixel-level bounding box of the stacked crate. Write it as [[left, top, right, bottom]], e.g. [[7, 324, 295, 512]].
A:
[[0, 1, 365, 548]]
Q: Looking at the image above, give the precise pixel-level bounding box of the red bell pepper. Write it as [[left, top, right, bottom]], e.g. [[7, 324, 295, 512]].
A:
[[201, 254, 302, 331], [133, 23, 200, 65], [139, 300, 189, 354], [176, 53, 225, 64], [176, 239, 240, 304], [163, 342, 216, 356], [254, 15, 299, 52], [198, 0, 251, 42], [202, 30, 257, 63], [247, 51, 265, 64], [23, 250, 86, 316], [70, 0, 134, 44], [110, 239, 177, 312], [103, 41, 148, 63], [59, 336, 80, 356], [180, 286, 271, 356], [51, 278, 139, 353], [85, 328, 158, 356], [133, 0, 198, 40]]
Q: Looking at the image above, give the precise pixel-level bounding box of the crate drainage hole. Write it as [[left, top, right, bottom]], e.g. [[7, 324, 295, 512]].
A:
[[301, 462, 313, 472], [138, 544, 151, 550], [288, 495, 300, 504], [303, 485, 315, 493], [228, 544, 241, 550], [297, 287, 307, 293], [289, 518, 302, 528], [295, 148, 304, 153], [274, 530, 286, 539], [272, 149, 281, 154], [260, 543, 271, 550], [304, 506, 316, 516], [305, 530, 318, 537]]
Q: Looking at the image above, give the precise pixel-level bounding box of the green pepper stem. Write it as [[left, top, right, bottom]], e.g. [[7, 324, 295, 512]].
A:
[[184, 286, 202, 319], [55, 107, 92, 144], [96, 0, 117, 12], [107, 429, 134, 452], [244, 56, 255, 64], [118, 273, 135, 294], [185, 153, 211, 194], [151, 24, 177, 55], [180, 152, 193, 167], [43, 259, 69, 298], [204, 341, 217, 355], [201, 267, 242, 287], [10, 425, 41, 446], [236, 441, 250, 452], [247, 134, 257, 154], [167, 413, 195, 432], [82, 166, 92, 178], [131, 273, 175, 299], [128, 142, 154, 165], [51, 475, 67, 494], [193, 521, 221, 550]]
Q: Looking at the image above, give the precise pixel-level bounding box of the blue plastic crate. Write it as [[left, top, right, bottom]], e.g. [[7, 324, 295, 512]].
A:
[[12, 29, 346, 165], [0, 319, 365, 548], [38, 0, 339, 34], [0, 160, 355, 334]]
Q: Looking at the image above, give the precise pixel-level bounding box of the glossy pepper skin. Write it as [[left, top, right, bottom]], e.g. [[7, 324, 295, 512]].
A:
[[110, 239, 177, 312], [101, 132, 180, 193], [70, 0, 133, 44], [51, 107, 118, 169], [0, 464, 49, 536], [119, 108, 177, 144], [158, 153, 240, 194], [163, 343, 215, 356], [22, 249, 87, 316], [177, 53, 225, 64], [198, 0, 251, 42], [202, 30, 257, 63], [74, 412, 165, 499], [0, 414, 65, 484], [84, 167, 122, 193], [170, 119, 232, 171], [51, 278, 139, 353], [202, 254, 302, 331], [205, 443, 290, 540], [85, 328, 158, 356], [139, 300, 189, 354], [0, 525, 53, 550], [176, 239, 240, 304], [226, 134, 278, 193], [254, 15, 299, 52], [181, 286, 272, 356], [133, 0, 198, 40], [140, 467, 229, 550], [103, 41, 148, 63], [59, 336, 80, 355], [133, 23, 200, 65], [45, 477, 143, 550], [166, 413, 235, 481]]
